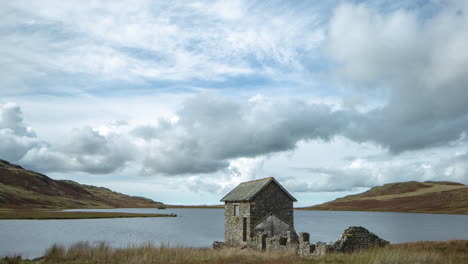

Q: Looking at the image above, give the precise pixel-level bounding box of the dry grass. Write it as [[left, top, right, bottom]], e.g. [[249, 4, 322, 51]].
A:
[[0, 210, 176, 220], [2, 240, 466, 264]]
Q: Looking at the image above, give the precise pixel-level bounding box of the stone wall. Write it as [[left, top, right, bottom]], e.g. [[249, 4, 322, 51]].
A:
[[254, 214, 291, 237], [224, 201, 251, 246], [296, 227, 389, 257], [250, 182, 294, 236], [218, 226, 389, 257], [224, 181, 294, 246]]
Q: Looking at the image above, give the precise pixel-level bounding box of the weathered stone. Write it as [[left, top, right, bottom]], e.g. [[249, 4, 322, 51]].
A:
[[264, 235, 290, 251], [212, 241, 226, 250], [259, 233, 267, 250], [279, 236, 287, 246], [255, 214, 291, 237], [250, 182, 294, 235], [297, 241, 313, 256], [265, 237, 275, 250], [332, 226, 389, 253], [218, 178, 391, 257], [222, 178, 296, 246], [224, 201, 251, 246], [287, 231, 298, 243], [299, 232, 309, 243], [313, 242, 332, 256], [287, 230, 299, 249]]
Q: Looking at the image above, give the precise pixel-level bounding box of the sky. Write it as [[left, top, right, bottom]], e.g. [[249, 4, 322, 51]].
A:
[[1, 0, 467, 206]]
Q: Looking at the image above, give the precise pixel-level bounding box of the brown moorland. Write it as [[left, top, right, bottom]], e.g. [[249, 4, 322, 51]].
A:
[[0, 159, 163, 210], [301, 181, 468, 215]]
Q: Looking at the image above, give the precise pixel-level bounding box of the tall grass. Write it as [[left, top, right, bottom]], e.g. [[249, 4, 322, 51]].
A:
[[2, 240, 467, 264], [41, 242, 299, 264]]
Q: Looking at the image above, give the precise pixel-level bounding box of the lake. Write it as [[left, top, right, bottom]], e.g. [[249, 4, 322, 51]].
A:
[[1, 208, 468, 258]]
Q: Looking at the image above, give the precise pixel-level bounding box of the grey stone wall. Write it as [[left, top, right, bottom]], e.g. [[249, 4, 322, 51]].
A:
[[250, 182, 294, 236], [219, 227, 389, 257], [254, 214, 291, 237], [224, 181, 294, 246], [224, 201, 251, 246]]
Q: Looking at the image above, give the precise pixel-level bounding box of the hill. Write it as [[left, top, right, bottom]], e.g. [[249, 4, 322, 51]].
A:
[[0, 159, 163, 209], [302, 181, 468, 215]]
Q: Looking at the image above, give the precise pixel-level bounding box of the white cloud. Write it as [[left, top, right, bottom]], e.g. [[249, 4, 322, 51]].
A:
[[1, 1, 467, 205], [0, 0, 327, 94], [0, 103, 36, 137], [20, 126, 135, 174], [135, 94, 350, 175], [0, 103, 41, 161]]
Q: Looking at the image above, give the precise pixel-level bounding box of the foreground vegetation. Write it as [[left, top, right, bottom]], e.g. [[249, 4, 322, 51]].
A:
[[2, 240, 467, 264], [0, 210, 176, 220]]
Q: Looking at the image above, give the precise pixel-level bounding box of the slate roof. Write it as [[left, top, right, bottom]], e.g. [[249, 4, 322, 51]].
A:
[[220, 177, 297, 202]]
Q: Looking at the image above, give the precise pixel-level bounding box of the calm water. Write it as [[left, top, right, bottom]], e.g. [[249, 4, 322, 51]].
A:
[[1, 208, 468, 258]]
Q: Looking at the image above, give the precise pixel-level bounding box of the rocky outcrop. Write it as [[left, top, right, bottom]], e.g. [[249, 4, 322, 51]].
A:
[[332, 226, 389, 253]]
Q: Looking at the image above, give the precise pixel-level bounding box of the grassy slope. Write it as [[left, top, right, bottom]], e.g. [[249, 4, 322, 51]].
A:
[[302, 181, 468, 215], [3, 240, 467, 264], [0, 159, 163, 209]]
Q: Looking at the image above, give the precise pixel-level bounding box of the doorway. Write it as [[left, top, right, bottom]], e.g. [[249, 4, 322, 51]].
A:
[[242, 217, 247, 241]]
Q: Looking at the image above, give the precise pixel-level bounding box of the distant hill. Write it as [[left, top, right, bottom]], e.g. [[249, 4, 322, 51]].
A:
[[0, 159, 163, 209], [302, 181, 468, 215]]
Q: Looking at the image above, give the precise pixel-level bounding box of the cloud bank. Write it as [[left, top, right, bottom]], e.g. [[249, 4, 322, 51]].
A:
[[1, 1, 467, 197], [327, 2, 468, 152]]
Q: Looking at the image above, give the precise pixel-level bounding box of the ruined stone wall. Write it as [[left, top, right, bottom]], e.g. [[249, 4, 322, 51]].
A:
[[216, 226, 389, 257], [250, 182, 294, 237], [224, 201, 251, 246], [332, 226, 389, 252]]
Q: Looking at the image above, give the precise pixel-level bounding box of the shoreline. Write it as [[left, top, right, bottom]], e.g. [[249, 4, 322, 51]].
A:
[[0, 210, 176, 220], [295, 207, 468, 215], [2, 206, 468, 220]]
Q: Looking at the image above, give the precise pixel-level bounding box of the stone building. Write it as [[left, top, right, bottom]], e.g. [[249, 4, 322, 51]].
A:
[[220, 177, 297, 246]]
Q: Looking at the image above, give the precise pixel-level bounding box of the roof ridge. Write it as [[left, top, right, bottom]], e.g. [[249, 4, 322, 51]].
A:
[[220, 177, 296, 202], [240, 177, 273, 184]]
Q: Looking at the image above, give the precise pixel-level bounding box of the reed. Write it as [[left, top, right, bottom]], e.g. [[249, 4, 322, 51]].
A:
[[2, 240, 467, 264]]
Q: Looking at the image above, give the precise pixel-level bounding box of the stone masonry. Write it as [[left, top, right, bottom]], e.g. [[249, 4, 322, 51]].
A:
[[249, 181, 294, 234], [224, 201, 251, 245], [221, 177, 296, 247], [217, 177, 389, 256], [214, 226, 389, 257]]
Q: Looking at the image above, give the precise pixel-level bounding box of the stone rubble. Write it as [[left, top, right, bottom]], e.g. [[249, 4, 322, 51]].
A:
[[332, 226, 389, 253], [214, 226, 389, 257]]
